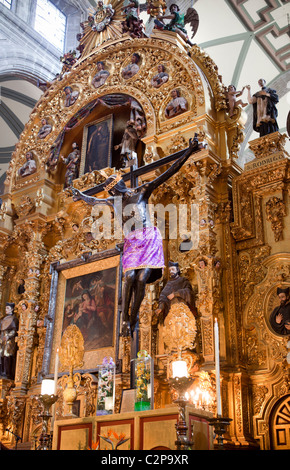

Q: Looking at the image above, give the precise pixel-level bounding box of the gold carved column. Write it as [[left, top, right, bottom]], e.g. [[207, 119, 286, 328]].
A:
[[13, 224, 47, 395]]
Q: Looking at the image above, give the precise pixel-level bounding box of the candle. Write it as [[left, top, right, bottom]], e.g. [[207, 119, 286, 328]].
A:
[[41, 379, 55, 396], [51, 349, 59, 429], [172, 360, 188, 378], [104, 396, 114, 411], [54, 349, 59, 394], [214, 318, 222, 416], [147, 383, 151, 399]]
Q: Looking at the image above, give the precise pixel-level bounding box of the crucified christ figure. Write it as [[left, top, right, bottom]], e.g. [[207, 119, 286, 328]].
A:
[[71, 134, 204, 335]]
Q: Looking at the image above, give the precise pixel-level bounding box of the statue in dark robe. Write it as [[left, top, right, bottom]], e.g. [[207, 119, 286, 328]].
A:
[[156, 261, 195, 324], [246, 79, 279, 137], [269, 287, 290, 336], [0, 303, 19, 379]]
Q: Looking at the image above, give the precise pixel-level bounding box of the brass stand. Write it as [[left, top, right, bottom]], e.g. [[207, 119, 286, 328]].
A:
[[169, 376, 195, 450], [38, 394, 58, 450], [208, 416, 232, 450]]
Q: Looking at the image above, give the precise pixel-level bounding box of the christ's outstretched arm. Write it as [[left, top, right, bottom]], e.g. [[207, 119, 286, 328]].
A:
[[142, 134, 204, 197]]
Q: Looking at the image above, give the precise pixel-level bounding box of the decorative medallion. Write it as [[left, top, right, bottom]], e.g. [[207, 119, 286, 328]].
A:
[[163, 302, 197, 356]]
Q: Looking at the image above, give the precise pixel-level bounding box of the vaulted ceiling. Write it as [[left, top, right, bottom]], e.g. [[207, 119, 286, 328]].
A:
[[0, 0, 289, 192]]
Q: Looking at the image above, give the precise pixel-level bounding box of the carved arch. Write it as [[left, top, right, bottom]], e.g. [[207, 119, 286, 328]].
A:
[[6, 38, 216, 190]]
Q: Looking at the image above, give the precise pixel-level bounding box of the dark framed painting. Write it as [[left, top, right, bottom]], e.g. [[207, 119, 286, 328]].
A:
[[41, 248, 121, 377], [80, 115, 113, 175]]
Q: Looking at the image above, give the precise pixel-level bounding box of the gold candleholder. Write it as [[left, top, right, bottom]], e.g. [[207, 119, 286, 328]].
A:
[[169, 368, 196, 451], [208, 416, 232, 450], [38, 394, 58, 450]]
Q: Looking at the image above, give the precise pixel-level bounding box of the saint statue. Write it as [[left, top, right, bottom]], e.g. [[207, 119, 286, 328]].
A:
[[18, 152, 37, 178], [92, 61, 110, 88], [114, 120, 139, 168], [71, 135, 204, 335], [269, 287, 290, 336], [151, 64, 169, 89], [37, 118, 52, 139], [165, 89, 188, 118], [246, 79, 279, 137], [61, 143, 81, 188], [121, 53, 141, 80], [0, 303, 19, 379], [156, 261, 195, 323], [63, 86, 79, 107]]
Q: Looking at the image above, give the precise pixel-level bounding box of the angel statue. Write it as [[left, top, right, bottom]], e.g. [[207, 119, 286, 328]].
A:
[[154, 3, 199, 45]]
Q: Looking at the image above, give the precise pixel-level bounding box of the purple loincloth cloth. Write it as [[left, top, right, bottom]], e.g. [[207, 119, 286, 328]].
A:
[[123, 226, 165, 283]]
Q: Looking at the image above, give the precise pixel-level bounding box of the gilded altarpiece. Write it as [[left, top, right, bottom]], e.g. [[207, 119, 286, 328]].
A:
[[230, 132, 290, 449], [0, 19, 288, 450]]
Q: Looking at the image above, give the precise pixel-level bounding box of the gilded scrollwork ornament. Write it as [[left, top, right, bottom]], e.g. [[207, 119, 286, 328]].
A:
[[265, 196, 286, 242]]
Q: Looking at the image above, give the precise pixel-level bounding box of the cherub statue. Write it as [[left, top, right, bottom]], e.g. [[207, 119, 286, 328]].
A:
[[226, 85, 247, 118], [227, 85, 248, 118]]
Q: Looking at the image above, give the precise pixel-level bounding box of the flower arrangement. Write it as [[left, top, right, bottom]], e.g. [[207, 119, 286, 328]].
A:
[[97, 357, 115, 415], [134, 350, 152, 411]]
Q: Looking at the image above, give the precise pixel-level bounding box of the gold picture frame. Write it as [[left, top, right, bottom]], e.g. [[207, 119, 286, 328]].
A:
[[80, 114, 113, 175], [42, 248, 121, 377]]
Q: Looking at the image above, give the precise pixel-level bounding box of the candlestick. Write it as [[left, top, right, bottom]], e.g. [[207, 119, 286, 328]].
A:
[[51, 349, 59, 430], [214, 318, 222, 416], [54, 349, 59, 393]]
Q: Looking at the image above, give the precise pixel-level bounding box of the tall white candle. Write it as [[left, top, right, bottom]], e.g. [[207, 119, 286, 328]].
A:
[[51, 349, 59, 430], [54, 349, 59, 394], [214, 318, 222, 416]]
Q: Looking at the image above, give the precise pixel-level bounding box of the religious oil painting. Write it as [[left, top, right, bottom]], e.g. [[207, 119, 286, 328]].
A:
[[80, 115, 113, 175], [62, 266, 117, 351], [43, 253, 120, 377]]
